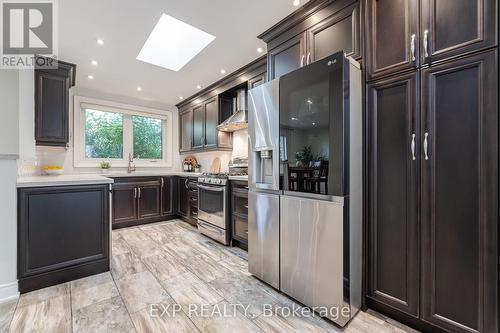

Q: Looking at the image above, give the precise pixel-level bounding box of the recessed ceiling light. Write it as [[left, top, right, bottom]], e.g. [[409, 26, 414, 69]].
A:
[[179, 96, 184, 100], [196, 84, 202, 89], [91, 60, 98, 66], [293, 0, 300, 6], [136, 13, 216, 72], [312, 122, 316, 126], [87, 75, 94, 80], [257, 47, 264, 53], [291, 117, 298, 121], [137, 87, 142, 92], [220, 69, 226, 74], [307, 99, 313, 104], [96, 39, 104, 45]]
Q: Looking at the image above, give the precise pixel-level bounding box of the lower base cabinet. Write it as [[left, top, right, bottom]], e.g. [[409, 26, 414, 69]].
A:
[[18, 184, 110, 293], [112, 176, 177, 229], [177, 177, 198, 226], [230, 181, 249, 249], [368, 50, 498, 333]]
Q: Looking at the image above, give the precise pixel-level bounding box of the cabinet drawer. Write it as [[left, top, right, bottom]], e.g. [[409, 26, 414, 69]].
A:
[[233, 215, 248, 241]]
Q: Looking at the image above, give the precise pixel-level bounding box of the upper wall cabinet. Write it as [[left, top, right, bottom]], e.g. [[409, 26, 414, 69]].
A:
[[191, 97, 231, 151], [366, 0, 419, 80], [420, 0, 497, 63], [179, 96, 233, 153], [366, 0, 497, 80], [260, 0, 361, 80], [179, 109, 193, 153], [268, 33, 307, 80], [35, 59, 76, 147], [307, 1, 361, 63], [177, 56, 266, 153]]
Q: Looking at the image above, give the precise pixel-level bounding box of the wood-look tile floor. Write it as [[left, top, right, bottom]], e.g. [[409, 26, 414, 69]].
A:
[[1, 220, 420, 333]]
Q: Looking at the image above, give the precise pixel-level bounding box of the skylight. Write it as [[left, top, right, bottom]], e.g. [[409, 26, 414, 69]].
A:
[[136, 14, 216, 72]]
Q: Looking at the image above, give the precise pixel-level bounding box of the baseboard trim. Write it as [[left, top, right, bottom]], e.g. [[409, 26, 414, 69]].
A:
[[0, 281, 19, 302]]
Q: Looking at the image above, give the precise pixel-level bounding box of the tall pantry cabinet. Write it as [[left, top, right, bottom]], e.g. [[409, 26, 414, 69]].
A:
[[366, 1, 498, 333]]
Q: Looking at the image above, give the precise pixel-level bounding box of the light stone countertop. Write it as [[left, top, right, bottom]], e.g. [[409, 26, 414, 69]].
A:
[[17, 174, 115, 188], [107, 171, 202, 178], [16, 172, 246, 188]]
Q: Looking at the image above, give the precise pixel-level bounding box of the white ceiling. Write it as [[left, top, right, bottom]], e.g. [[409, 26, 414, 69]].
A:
[[59, 0, 306, 106]]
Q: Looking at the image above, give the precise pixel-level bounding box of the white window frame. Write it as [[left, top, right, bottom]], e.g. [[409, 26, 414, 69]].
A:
[[74, 96, 173, 168]]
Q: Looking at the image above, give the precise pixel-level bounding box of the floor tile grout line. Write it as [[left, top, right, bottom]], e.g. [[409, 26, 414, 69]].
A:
[[117, 222, 204, 333], [108, 264, 140, 333], [144, 221, 269, 332]]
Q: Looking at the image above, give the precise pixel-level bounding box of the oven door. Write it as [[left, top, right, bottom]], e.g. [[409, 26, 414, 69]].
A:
[[197, 184, 227, 229]]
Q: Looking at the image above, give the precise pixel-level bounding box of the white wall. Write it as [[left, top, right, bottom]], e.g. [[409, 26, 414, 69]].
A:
[[0, 70, 20, 301]]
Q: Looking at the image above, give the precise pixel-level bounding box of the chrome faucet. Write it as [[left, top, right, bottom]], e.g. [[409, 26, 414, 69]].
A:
[[127, 153, 136, 173]]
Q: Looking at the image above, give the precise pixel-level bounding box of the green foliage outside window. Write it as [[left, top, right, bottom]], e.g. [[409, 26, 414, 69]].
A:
[[85, 109, 123, 158], [133, 115, 163, 159]]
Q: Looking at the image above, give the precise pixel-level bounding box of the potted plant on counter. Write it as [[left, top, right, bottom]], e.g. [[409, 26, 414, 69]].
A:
[[99, 161, 111, 174]]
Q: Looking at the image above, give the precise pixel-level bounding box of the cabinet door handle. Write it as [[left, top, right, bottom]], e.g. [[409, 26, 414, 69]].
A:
[[424, 132, 429, 161], [300, 54, 305, 67], [138, 188, 141, 198], [244, 205, 248, 209], [134, 188, 137, 199], [410, 34, 416, 62], [423, 30, 429, 59], [411, 133, 416, 160], [161, 178, 164, 188], [306, 52, 311, 65], [185, 178, 189, 189]]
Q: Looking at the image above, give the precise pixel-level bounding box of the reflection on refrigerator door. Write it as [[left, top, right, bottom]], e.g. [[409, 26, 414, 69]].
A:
[[280, 194, 350, 325], [248, 191, 280, 289]]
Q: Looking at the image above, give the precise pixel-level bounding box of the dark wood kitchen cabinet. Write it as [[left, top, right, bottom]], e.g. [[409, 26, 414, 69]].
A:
[[179, 109, 193, 152], [366, 0, 497, 80], [193, 97, 221, 149], [138, 182, 161, 219], [261, 0, 361, 80], [176, 56, 266, 153], [420, 0, 497, 64], [367, 71, 420, 317], [267, 33, 307, 80], [306, 1, 361, 63], [161, 177, 177, 216], [420, 50, 498, 333], [230, 181, 249, 249], [112, 183, 138, 227], [366, 0, 419, 80], [18, 184, 110, 293], [112, 177, 175, 229], [178, 177, 198, 226], [35, 59, 76, 147], [183, 97, 232, 152], [367, 50, 498, 333]]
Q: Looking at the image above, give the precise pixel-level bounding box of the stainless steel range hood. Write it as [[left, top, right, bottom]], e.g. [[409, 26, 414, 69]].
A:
[[217, 89, 248, 132]]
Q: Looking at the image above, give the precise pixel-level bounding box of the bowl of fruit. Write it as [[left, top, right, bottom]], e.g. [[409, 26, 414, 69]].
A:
[[43, 165, 64, 175]]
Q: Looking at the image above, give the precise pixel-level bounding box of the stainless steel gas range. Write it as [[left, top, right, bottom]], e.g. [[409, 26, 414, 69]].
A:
[[197, 173, 230, 245]]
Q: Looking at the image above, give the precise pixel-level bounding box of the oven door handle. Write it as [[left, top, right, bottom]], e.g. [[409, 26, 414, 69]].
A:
[[198, 220, 224, 235], [198, 184, 225, 192]]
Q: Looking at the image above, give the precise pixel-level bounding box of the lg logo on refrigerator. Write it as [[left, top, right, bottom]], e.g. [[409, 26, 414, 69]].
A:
[[327, 59, 337, 66]]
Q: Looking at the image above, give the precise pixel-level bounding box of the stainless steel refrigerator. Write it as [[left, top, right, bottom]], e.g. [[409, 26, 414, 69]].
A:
[[248, 52, 362, 326]]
